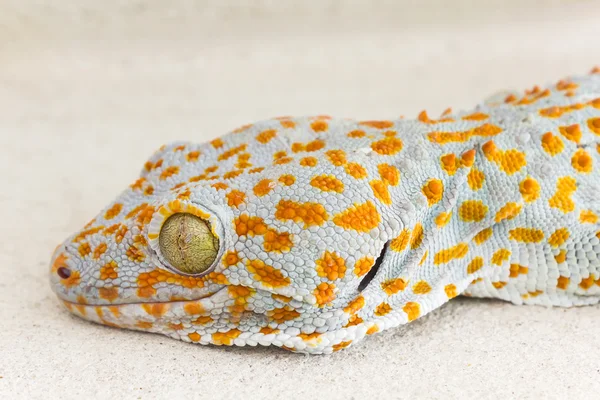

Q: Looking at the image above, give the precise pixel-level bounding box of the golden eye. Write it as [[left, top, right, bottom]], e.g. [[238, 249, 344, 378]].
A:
[[159, 213, 219, 275]]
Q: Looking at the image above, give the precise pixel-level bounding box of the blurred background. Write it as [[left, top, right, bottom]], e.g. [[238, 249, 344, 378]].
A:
[[2, 1, 600, 398]]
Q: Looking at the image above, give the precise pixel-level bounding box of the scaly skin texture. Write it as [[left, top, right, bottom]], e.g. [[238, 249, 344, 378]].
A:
[[50, 69, 600, 354]]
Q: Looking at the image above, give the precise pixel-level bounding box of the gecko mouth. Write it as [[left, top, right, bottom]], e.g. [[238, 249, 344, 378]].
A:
[[58, 285, 229, 331]]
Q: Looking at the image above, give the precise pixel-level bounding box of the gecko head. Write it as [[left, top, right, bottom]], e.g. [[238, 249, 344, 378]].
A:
[[50, 135, 413, 354]]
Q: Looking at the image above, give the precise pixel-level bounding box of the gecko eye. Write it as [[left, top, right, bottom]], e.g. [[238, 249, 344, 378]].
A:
[[159, 213, 220, 275]]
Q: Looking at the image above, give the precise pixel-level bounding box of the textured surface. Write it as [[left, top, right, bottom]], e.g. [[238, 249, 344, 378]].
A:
[[3, 0, 600, 398]]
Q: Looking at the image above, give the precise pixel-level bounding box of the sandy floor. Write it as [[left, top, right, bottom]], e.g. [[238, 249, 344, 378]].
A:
[[2, 1, 600, 399]]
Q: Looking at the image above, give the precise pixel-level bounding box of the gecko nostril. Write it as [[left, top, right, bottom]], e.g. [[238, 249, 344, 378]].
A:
[[57, 267, 72, 279]]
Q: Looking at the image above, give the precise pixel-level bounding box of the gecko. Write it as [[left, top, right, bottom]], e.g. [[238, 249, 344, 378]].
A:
[[49, 69, 600, 354]]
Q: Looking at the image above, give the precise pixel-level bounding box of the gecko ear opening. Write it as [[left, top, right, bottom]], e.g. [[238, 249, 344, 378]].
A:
[[358, 241, 388, 292], [159, 213, 220, 275]]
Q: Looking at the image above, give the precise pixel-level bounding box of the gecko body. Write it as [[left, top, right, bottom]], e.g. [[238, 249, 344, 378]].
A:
[[50, 70, 600, 354]]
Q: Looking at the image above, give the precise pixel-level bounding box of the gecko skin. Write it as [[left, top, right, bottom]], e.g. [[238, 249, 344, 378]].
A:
[[50, 69, 600, 354]]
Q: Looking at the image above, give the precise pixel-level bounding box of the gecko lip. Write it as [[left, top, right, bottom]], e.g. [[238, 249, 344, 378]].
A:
[[58, 286, 229, 329], [60, 285, 226, 307]]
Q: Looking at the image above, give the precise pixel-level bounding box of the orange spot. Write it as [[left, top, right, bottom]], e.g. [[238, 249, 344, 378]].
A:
[[297, 332, 321, 342], [548, 176, 577, 213], [494, 202, 522, 223], [508, 228, 545, 243], [212, 329, 241, 346], [519, 177, 540, 202], [136, 321, 153, 329], [142, 303, 169, 318], [184, 302, 205, 315], [188, 332, 201, 342], [99, 260, 118, 280], [434, 243, 469, 265], [458, 200, 488, 222], [378, 164, 400, 186], [314, 282, 336, 306], [556, 80, 578, 91], [467, 257, 484, 274], [390, 229, 410, 252], [422, 179, 444, 206], [354, 256, 374, 277], [333, 341, 352, 352], [333, 201, 381, 232], [78, 242, 91, 258], [403, 302, 420, 321], [310, 175, 344, 193], [371, 137, 403, 155], [247, 259, 290, 288], [579, 275, 596, 290], [211, 138, 225, 148], [73, 226, 104, 242], [444, 284, 458, 299], [571, 148, 593, 173], [381, 278, 408, 295], [344, 162, 368, 179], [260, 327, 281, 335], [554, 250, 567, 264], [509, 264, 528, 278], [370, 180, 392, 205], [159, 166, 180, 180], [410, 223, 424, 249], [299, 157, 318, 167], [278, 174, 296, 186], [460, 149, 477, 167], [348, 130, 366, 138], [366, 325, 379, 334], [435, 211, 452, 228], [263, 229, 293, 253], [92, 243, 108, 260], [375, 302, 392, 316], [559, 124, 582, 143], [548, 228, 570, 247], [292, 139, 325, 153], [491, 249, 511, 265], [126, 246, 145, 262], [234, 214, 268, 236], [267, 306, 300, 323], [275, 200, 329, 227], [226, 190, 246, 208], [418, 110, 453, 124], [218, 144, 247, 161], [253, 179, 275, 197], [440, 153, 460, 176], [344, 295, 365, 314], [96, 287, 118, 302], [557, 276, 570, 290], [187, 151, 200, 162], [315, 251, 346, 280], [427, 123, 502, 144], [211, 182, 228, 191], [467, 168, 485, 191], [256, 129, 277, 144], [311, 120, 328, 132], [137, 268, 205, 290], [587, 117, 600, 135], [462, 112, 489, 121], [359, 120, 394, 129], [482, 141, 527, 175], [325, 149, 347, 166], [412, 281, 431, 294], [580, 210, 599, 224], [104, 203, 123, 220]]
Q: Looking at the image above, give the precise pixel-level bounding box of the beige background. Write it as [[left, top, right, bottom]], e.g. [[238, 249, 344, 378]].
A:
[[1, 1, 600, 399]]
